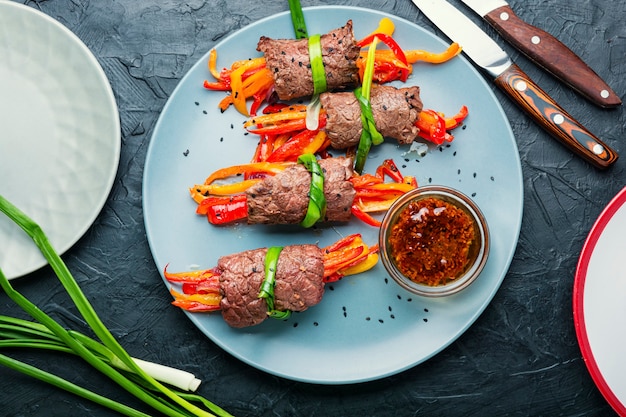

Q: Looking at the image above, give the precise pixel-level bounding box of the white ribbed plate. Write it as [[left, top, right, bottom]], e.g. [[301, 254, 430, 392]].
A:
[[0, 1, 120, 279]]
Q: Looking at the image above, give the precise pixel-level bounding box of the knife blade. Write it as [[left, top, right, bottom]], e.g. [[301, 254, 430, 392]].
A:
[[460, 0, 621, 108], [411, 0, 618, 169]]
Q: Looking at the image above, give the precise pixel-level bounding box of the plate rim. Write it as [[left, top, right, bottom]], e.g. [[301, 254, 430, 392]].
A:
[[0, 1, 121, 280], [573, 186, 626, 415], [142, 4, 523, 384]]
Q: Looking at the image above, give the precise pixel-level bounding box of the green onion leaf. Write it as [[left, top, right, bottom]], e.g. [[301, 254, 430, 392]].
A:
[[288, 0, 308, 39], [308, 34, 327, 96], [257, 246, 290, 320], [354, 36, 383, 173], [306, 93, 322, 130], [355, 88, 384, 145], [0, 195, 232, 417], [297, 153, 326, 227]]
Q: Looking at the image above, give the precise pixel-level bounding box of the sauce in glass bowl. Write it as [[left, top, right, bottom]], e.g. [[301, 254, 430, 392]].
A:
[[379, 186, 489, 297]]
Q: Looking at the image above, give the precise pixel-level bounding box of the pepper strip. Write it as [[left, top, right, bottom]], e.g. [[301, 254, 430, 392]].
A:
[[258, 246, 291, 320], [297, 154, 326, 228]]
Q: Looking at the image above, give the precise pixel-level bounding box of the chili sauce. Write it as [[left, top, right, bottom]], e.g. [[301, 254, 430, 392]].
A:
[[388, 196, 476, 286]]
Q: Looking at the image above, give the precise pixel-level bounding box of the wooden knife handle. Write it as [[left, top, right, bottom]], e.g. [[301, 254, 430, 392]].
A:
[[494, 63, 618, 169], [485, 5, 621, 108]]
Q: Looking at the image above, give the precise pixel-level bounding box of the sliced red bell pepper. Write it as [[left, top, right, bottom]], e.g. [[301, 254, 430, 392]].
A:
[[323, 233, 360, 254], [182, 279, 221, 295], [350, 203, 381, 227], [247, 118, 308, 135], [358, 33, 409, 82], [445, 105, 469, 129], [263, 103, 290, 114], [205, 195, 248, 225], [416, 109, 448, 145], [375, 158, 404, 182]]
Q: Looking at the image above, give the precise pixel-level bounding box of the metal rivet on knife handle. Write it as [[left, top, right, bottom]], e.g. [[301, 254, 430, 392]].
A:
[[484, 5, 622, 108], [495, 63, 618, 169]]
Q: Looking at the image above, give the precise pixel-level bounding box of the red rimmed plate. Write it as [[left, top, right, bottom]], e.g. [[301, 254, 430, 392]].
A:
[[574, 186, 626, 416]]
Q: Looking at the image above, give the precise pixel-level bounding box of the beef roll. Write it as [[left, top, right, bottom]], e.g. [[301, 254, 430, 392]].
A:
[[218, 244, 325, 328], [246, 156, 356, 224], [257, 20, 360, 101], [320, 84, 424, 149]]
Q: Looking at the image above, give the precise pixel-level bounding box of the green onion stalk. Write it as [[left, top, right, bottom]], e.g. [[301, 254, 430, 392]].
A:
[[257, 246, 290, 320], [354, 37, 384, 174], [288, 0, 308, 39], [0, 195, 233, 417]]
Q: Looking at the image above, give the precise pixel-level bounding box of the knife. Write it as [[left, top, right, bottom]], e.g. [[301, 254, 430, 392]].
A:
[[411, 0, 618, 169], [459, 0, 621, 108]]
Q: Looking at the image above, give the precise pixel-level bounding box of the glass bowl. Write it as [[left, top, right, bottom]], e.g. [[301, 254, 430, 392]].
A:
[[378, 185, 489, 297]]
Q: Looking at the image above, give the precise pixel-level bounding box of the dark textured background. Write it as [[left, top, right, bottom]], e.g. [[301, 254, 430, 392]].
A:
[[1, 0, 625, 416]]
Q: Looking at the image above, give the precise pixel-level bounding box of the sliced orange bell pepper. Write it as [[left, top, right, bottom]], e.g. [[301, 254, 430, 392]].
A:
[[203, 162, 291, 185], [170, 289, 221, 312], [404, 42, 462, 64]]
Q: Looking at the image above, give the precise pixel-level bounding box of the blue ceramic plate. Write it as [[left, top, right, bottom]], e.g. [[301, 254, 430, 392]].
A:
[[143, 6, 523, 384]]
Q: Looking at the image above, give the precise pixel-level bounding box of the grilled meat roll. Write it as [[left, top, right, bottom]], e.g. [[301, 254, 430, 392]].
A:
[[320, 84, 423, 149], [257, 20, 360, 101], [246, 156, 355, 224], [218, 244, 325, 328]]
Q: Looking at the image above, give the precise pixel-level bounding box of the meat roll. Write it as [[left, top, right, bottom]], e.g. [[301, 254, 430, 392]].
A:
[[218, 245, 325, 328], [320, 84, 424, 149], [246, 156, 356, 224], [257, 20, 360, 101]]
